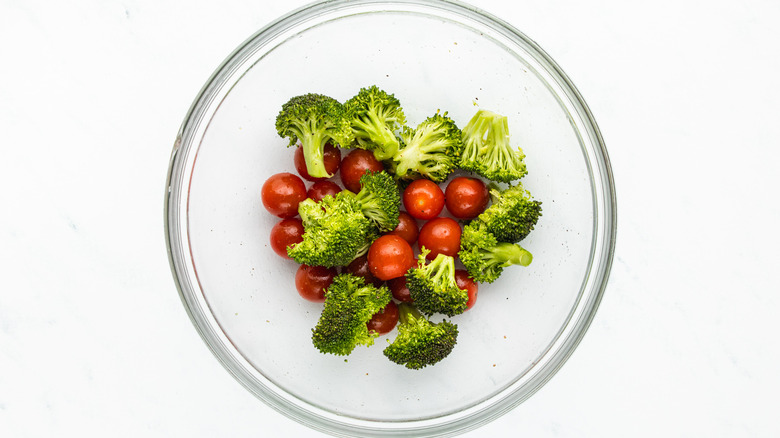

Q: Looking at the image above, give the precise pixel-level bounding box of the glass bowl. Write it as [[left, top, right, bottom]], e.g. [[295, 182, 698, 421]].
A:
[[164, 0, 616, 436]]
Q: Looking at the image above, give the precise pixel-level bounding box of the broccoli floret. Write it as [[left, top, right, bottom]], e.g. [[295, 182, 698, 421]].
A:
[[405, 249, 468, 317], [458, 222, 533, 283], [344, 86, 406, 161], [459, 109, 496, 173], [312, 274, 392, 356], [275, 93, 353, 178], [477, 183, 542, 243], [288, 172, 398, 264], [392, 112, 463, 183], [287, 196, 376, 267], [383, 303, 459, 369], [459, 109, 527, 182], [348, 171, 401, 232]]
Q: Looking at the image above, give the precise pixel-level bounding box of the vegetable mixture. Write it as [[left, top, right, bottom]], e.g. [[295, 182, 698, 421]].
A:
[[260, 86, 542, 369]]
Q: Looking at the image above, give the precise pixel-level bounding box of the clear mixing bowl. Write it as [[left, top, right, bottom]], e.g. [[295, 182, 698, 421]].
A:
[[165, 0, 616, 436]]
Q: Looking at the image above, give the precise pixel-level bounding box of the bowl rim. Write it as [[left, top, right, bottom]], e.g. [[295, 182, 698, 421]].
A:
[[164, 0, 617, 436]]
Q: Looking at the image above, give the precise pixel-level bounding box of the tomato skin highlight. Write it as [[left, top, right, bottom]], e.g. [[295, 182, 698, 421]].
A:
[[307, 180, 341, 203], [295, 265, 338, 302], [340, 149, 384, 193], [444, 176, 490, 219], [454, 269, 478, 310], [367, 235, 416, 281], [294, 143, 342, 182], [343, 254, 384, 288], [418, 217, 462, 259], [269, 218, 304, 259], [402, 179, 445, 220], [387, 211, 419, 245], [387, 276, 413, 303], [261, 172, 307, 218], [366, 301, 399, 335]]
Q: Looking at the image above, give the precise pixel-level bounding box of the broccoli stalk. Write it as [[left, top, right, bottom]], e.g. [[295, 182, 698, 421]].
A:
[[287, 196, 376, 267], [392, 112, 463, 183], [345, 86, 406, 161], [275, 93, 353, 178], [312, 274, 392, 356], [477, 183, 542, 243], [459, 109, 496, 172], [349, 171, 401, 232], [458, 222, 533, 283], [383, 303, 459, 369], [459, 109, 528, 182], [405, 249, 468, 316]]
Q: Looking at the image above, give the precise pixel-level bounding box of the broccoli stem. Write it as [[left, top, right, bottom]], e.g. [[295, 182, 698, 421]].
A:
[[490, 242, 533, 267], [489, 114, 510, 145], [398, 302, 422, 325], [428, 253, 455, 285], [353, 110, 399, 161], [300, 129, 330, 178], [461, 110, 495, 162]]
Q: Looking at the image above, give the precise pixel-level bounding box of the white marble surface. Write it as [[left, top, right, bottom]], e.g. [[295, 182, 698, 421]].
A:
[[2, 0, 779, 436]]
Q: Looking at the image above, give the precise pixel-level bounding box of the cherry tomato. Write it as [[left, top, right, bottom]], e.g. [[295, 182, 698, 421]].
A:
[[444, 176, 490, 219], [295, 264, 337, 302], [402, 179, 445, 220], [340, 149, 384, 193], [294, 143, 342, 182], [367, 235, 415, 281], [269, 218, 304, 259], [387, 276, 413, 303], [366, 301, 399, 335], [343, 254, 384, 288], [418, 217, 462, 259], [261, 172, 307, 218], [387, 211, 419, 245], [307, 180, 341, 203], [455, 270, 478, 310]]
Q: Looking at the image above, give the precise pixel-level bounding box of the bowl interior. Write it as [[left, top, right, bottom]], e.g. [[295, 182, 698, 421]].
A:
[[169, 1, 612, 434]]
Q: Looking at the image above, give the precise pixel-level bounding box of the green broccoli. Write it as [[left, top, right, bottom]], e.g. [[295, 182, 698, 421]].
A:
[[405, 248, 468, 317], [459, 109, 528, 182], [391, 112, 463, 183], [477, 183, 542, 243], [287, 196, 376, 267], [459, 109, 495, 173], [344, 86, 406, 161], [458, 221, 533, 283], [275, 93, 353, 178], [346, 170, 401, 232], [383, 303, 459, 369], [312, 274, 392, 356]]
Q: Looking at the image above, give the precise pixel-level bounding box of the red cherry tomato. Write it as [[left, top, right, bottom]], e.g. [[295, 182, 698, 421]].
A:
[[367, 235, 415, 281], [261, 172, 307, 218], [444, 176, 490, 219], [295, 265, 337, 302], [343, 254, 384, 288], [294, 143, 342, 182], [387, 276, 413, 303], [455, 270, 478, 310], [269, 218, 304, 259], [366, 301, 399, 335], [418, 217, 462, 259], [402, 179, 445, 220], [387, 211, 419, 245], [340, 149, 384, 193], [307, 180, 341, 203]]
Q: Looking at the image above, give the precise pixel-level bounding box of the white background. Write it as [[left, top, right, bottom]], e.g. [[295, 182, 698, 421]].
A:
[[2, 0, 779, 437]]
